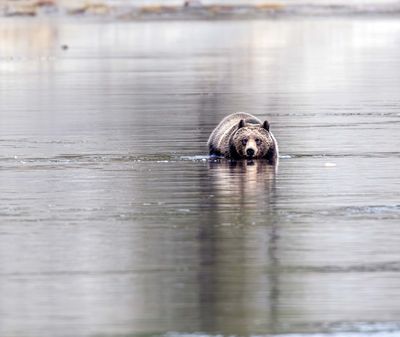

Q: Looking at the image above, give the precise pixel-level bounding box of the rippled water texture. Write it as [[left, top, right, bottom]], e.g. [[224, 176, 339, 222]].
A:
[[0, 18, 399, 337]]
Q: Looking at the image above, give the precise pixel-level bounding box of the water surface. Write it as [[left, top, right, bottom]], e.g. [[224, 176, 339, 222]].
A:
[[0, 18, 399, 337]]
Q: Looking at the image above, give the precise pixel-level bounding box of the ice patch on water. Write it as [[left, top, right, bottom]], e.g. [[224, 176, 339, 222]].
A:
[[163, 327, 400, 337], [161, 322, 400, 337], [179, 155, 210, 161], [343, 204, 400, 215], [315, 205, 400, 219], [163, 332, 400, 337], [280, 153, 397, 159], [272, 333, 400, 337], [324, 162, 337, 167]]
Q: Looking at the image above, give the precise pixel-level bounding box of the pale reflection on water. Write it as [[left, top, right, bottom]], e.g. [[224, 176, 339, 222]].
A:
[[0, 18, 400, 337]]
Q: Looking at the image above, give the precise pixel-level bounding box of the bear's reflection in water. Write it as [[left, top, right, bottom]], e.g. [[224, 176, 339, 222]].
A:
[[195, 160, 279, 335], [205, 159, 277, 222]]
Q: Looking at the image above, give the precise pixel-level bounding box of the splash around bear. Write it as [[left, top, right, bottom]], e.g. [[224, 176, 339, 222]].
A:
[[207, 112, 279, 163]]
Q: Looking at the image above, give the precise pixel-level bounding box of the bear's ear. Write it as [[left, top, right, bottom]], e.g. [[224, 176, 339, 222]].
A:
[[263, 120, 270, 131], [238, 119, 245, 129]]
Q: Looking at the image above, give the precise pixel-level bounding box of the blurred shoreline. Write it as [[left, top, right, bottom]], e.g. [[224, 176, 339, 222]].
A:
[[1, 0, 400, 19]]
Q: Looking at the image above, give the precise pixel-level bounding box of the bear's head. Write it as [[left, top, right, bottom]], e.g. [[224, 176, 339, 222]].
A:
[[229, 119, 275, 160]]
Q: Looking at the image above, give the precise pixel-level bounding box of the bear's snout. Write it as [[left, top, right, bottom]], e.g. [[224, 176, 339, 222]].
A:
[[246, 148, 255, 158]]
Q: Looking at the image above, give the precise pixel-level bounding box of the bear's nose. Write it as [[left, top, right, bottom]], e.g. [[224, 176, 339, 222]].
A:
[[246, 148, 255, 157]]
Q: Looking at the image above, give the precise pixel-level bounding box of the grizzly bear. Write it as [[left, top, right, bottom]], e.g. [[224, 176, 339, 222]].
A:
[[207, 112, 279, 163]]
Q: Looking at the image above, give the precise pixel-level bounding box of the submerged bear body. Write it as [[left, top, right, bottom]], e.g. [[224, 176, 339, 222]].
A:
[[207, 112, 279, 163]]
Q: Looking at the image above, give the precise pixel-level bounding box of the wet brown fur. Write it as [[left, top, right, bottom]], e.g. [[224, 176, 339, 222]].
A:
[[207, 112, 279, 163]]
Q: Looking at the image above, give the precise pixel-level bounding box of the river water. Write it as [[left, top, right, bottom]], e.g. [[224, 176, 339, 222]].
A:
[[0, 17, 400, 337]]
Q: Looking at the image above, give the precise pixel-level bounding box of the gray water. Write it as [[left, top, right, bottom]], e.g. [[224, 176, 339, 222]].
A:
[[0, 17, 400, 337]]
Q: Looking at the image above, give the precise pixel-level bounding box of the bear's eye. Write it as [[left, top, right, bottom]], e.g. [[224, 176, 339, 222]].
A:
[[241, 138, 248, 145], [255, 138, 261, 146]]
